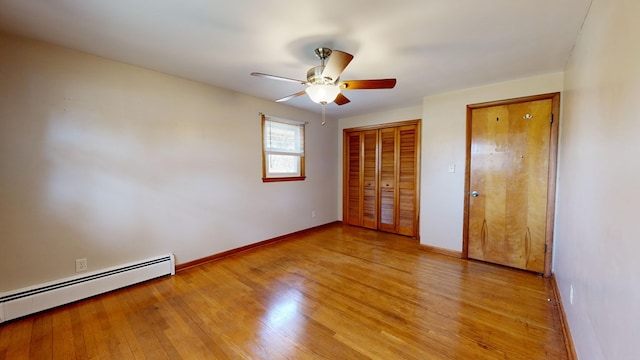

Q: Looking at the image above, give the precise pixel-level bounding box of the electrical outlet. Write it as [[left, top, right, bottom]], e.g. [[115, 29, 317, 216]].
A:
[[311, 210, 317, 218], [76, 258, 88, 273]]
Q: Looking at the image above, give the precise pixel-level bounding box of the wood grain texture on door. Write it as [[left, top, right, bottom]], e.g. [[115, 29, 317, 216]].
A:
[[362, 130, 378, 229], [346, 132, 362, 226], [468, 99, 552, 273], [343, 120, 420, 238], [397, 125, 418, 236], [379, 127, 397, 232]]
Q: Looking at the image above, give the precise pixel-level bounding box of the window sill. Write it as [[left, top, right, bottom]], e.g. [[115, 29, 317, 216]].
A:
[[262, 176, 306, 183]]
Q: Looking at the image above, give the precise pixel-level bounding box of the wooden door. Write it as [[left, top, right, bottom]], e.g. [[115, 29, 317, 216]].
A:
[[345, 132, 362, 226], [362, 130, 378, 229], [343, 120, 420, 238], [397, 125, 418, 236], [344, 130, 378, 229], [467, 98, 553, 273], [378, 127, 397, 232]]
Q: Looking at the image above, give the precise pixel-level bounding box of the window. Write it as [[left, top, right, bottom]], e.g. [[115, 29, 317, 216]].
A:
[[262, 114, 306, 182]]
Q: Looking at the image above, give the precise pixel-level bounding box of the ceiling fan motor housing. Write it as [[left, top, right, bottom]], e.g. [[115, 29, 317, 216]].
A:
[[307, 65, 337, 85]]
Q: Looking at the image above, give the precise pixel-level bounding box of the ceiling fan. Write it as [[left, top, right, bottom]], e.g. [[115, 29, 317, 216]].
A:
[[251, 47, 397, 106]]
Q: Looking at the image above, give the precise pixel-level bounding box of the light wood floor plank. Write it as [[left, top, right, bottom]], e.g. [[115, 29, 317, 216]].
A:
[[0, 224, 568, 359]]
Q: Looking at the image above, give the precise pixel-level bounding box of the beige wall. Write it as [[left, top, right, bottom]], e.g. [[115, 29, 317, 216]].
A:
[[556, 0, 640, 358], [420, 73, 563, 251], [0, 33, 339, 292]]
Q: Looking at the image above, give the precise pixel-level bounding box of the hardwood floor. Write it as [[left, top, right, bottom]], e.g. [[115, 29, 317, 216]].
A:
[[0, 224, 568, 359]]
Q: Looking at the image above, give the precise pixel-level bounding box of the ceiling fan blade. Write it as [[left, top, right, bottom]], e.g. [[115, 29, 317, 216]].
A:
[[275, 90, 307, 103], [321, 50, 354, 83], [339, 79, 397, 90], [251, 72, 306, 85], [334, 93, 351, 106]]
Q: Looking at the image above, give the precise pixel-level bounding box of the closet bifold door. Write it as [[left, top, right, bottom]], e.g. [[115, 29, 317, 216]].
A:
[[361, 130, 379, 229], [397, 125, 418, 236], [377, 124, 418, 235], [345, 131, 363, 226], [343, 119, 419, 237], [378, 127, 397, 232], [344, 130, 379, 229]]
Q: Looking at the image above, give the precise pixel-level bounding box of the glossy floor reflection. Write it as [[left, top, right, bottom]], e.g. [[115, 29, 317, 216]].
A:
[[0, 224, 568, 359]]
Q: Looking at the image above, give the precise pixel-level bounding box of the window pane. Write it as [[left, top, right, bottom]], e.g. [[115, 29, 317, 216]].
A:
[[266, 154, 300, 176], [264, 121, 303, 155]]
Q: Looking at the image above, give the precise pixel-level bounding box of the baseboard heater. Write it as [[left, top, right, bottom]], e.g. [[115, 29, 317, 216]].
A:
[[0, 254, 175, 323]]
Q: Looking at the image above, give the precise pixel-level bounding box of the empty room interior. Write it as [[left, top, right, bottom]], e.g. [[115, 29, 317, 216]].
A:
[[0, 0, 638, 359]]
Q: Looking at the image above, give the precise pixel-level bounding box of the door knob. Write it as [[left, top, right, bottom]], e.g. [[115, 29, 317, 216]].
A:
[[471, 191, 479, 197]]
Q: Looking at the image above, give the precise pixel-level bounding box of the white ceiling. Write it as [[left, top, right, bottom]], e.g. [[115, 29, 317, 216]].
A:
[[0, 0, 592, 118]]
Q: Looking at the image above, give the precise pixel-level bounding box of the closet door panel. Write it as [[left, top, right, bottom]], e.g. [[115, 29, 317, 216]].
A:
[[346, 132, 362, 226], [397, 125, 418, 236], [362, 130, 378, 229], [379, 127, 397, 232]]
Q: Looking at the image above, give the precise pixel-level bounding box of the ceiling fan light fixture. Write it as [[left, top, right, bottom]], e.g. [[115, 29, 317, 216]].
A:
[[251, 47, 395, 107], [305, 84, 340, 104]]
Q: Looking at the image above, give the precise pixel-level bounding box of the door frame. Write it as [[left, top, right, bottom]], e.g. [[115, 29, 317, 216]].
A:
[[462, 92, 560, 277]]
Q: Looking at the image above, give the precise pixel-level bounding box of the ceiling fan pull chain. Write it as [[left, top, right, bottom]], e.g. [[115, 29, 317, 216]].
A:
[[321, 103, 326, 125]]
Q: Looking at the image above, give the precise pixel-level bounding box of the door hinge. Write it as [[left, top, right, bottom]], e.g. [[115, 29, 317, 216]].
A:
[[544, 244, 548, 253], [550, 114, 554, 124]]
